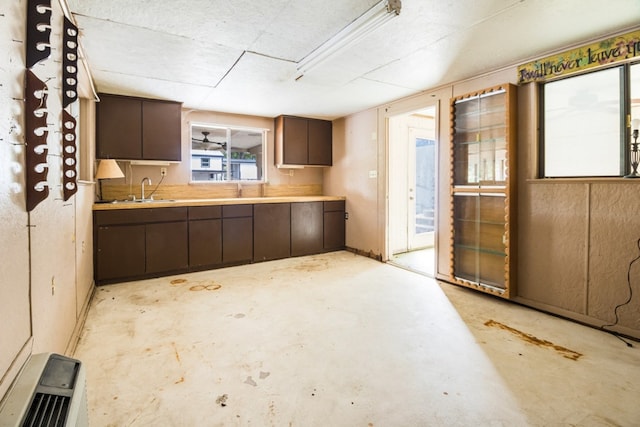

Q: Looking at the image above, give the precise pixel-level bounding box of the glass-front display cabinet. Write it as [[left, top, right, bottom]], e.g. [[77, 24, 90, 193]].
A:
[[449, 84, 517, 298]]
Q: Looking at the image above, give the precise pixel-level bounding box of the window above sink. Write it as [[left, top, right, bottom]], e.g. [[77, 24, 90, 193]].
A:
[[190, 123, 267, 183]]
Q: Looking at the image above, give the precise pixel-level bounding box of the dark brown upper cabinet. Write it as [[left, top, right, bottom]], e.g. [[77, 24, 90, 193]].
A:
[[275, 115, 332, 167], [97, 93, 182, 161]]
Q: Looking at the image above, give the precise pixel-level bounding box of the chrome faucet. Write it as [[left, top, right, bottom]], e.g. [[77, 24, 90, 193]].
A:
[[141, 177, 151, 200]]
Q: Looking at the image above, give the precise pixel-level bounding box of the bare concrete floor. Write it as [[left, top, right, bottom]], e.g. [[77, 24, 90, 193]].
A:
[[74, 251, 640, 426]]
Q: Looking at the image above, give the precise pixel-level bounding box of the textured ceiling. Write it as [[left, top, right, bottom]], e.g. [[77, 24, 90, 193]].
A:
[[67, 0, 640, 120]]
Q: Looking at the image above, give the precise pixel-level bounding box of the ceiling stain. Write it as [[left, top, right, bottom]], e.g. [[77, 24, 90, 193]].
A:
[[484, 319, 583, 361]]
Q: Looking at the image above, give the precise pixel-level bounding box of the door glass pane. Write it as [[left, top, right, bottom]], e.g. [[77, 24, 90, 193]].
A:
[[415, 137, 435, 234]]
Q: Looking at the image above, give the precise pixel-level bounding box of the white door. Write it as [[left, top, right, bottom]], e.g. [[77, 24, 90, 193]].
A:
[[388, 106, 437, 255], [408, 127, 436, 250]]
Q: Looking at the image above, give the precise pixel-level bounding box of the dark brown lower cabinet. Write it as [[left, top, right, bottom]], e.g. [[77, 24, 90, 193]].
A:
[[324, 201, 346, 250], [94, 200, 345, 284], [96, 224, 146, 281], [188, 206, 222, 270], [291, 202, 323, 256], [146, 222, 188, 274], [254, 203, 291, 262], [94, 207, 188, 284], [222, 204, 253, 265]]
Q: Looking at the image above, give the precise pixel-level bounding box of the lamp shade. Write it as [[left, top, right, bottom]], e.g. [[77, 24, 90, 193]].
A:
[[95, 159, 124, 180]]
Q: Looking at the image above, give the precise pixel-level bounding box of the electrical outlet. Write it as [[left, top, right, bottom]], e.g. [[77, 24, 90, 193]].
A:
[[160, 167, 167, 176]]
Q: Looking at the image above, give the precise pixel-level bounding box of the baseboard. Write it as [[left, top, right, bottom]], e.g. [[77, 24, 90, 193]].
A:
[[65, 282, 96, 357], [345, 246, 383, 262]]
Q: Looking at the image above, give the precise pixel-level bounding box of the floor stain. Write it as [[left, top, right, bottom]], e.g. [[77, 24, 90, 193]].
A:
[[171, 342, 181, 363], [189, 283, 222, 291], [234, 313, 246, 318], [259, 371, 270, 379], [268, 401, 276, 419], [293, 259, 329, 272], [170, 278, 187, 285], [216, 394, 228, 407], [174, 376, 184, 384], [484, 319, 583, 360], [244, 376, 257, 387]]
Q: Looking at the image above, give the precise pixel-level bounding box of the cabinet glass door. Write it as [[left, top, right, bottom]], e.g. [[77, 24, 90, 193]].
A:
[[450, 84, 514, 298], [452, 193, 506, 290], [453, 90, 507, 187]]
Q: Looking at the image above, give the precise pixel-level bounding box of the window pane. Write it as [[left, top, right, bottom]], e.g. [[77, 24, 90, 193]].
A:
[[632, 63, 640, 131], [543, 67, 622, 177], [191, 125, 264, 182]]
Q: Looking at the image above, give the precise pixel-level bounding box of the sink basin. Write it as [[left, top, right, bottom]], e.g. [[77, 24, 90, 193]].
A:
[[113, 199, 176, 204]]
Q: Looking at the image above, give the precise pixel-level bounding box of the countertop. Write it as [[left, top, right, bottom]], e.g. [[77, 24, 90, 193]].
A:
[[93, 196, 346, 211]]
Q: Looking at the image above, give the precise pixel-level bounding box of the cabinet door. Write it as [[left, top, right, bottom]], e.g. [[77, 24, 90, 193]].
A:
[[146, 221, 189, 274], [96, 94, 142, 159], [291, 202, 323, 256], [283, 116, 308, 165], [222, 217, 253, 264], [142, 100, 182, 161], [222, 206, 253, 264], [189, 219, 222, 269], [324, 201, 345, 251], [188, 206, 222, 269], [450, 84, 515, 298], [452, 194, 506, 289], [308, 119, 332, 166], [95, 224, 146, 282], [254, 203, 291, 262]]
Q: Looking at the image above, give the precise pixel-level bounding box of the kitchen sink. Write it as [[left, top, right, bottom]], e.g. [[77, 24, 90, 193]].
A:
[[112, 199, 176, 204]]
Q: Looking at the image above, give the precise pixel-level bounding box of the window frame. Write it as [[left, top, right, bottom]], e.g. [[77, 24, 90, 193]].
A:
[[539, 61, 638, 178], [190, 122, 267, 183]]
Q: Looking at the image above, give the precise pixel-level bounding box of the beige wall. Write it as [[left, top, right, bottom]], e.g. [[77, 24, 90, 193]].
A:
[[0, 1, 31, 399], [325, 110, 380, 256], [0, 0, 95, 398], [101, 109, 325, 199], [329, 47, 640, 339]]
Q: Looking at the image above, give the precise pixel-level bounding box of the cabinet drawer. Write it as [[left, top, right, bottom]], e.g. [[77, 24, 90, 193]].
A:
[[144, 207, 188, 223], [324, 200, 345, 212], [95, 209, 150, 226], [222, 204, 253, 218], [189, 205, 222, 220], [95, 207, 187, 226]]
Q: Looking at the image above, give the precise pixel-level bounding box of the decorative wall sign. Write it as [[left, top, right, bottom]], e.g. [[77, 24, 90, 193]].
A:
[[62, 17, 78, 108], [25, 70, 50, 211], [518, 29, 640, 84], [62, 17, 79, 200], [26, 0, 52, 68], [62, 110, 78, 200]]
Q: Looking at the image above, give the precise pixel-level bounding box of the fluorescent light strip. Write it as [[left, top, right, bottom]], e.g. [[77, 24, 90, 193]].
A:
[[296, 0, 400, 76]]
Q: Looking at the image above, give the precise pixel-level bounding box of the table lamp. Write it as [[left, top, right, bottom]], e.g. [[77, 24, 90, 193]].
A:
[[95, 159, 124, 201]]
